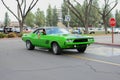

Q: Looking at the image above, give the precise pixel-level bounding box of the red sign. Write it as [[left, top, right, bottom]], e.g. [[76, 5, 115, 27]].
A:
[[109, 18, 116, 27]]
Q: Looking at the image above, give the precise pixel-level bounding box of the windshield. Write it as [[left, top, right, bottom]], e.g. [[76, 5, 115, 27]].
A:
[[46, 27, 69, 34]]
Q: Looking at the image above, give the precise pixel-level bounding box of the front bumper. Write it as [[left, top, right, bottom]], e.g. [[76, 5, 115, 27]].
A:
[[62, 38, 94, 49]]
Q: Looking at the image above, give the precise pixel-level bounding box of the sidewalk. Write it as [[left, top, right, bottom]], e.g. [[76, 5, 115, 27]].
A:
[[93, 34, 120, 46]]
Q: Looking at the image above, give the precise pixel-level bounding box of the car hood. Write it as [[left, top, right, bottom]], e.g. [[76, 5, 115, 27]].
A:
[[51, 34, 93, 39]]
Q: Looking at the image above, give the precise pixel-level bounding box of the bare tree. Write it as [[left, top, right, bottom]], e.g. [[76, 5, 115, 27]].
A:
[[101, 0, 118, 34], [64, 0, 93, 34], [1, 0, 39, 33], [93, 0, 118, 34]]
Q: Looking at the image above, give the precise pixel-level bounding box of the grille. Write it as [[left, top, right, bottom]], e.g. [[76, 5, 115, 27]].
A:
[[73, 39, 88, 42]]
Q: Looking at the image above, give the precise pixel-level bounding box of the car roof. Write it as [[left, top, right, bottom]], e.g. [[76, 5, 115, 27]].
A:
[[32, 27, 61, 32], [35, 26, 65, 30]]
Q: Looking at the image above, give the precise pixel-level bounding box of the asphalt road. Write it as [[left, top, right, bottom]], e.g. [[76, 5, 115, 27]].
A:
[[0, 38, 120, 80]]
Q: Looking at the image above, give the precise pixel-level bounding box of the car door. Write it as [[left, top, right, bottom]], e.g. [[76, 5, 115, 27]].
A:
[[32, 29, 48, 47], [38, 34, 48, 47], [31, 29, 41, 46]]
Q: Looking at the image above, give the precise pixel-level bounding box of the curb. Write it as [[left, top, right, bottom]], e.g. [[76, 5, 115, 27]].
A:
[[94, 42, 120, 47]]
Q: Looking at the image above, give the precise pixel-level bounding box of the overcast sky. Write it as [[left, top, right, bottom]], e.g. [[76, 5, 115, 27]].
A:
[[0, 0, 119, 22], [0, 0, 64, 22]]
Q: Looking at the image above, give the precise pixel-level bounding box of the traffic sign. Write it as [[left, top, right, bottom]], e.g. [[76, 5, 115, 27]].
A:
[[65, 15, 70, 22], [109, 18, 116, 43], [109, 18, 116, 27]]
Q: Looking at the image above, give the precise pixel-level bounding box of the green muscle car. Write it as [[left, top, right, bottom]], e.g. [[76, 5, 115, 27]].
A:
[[22, 27, 94, 55]]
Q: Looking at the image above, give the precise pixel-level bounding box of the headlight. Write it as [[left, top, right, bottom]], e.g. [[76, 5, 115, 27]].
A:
[[66, 39, 73, 42]]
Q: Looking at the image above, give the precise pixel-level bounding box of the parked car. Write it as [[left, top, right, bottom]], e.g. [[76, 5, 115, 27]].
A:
[[95, 28, 104, 32], [14, 28, 20, 33], [4, 27, 14, 33], [107, 28, 120, 34], [0, 28, 3, 32], [22, 27, 94, 55], [23, 26, 32, 32], [88, 28, 95, 34], [72, 29, 82, 34]]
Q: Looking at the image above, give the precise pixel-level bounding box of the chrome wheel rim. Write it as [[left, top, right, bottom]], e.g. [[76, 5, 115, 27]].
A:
[[26, 41, 30, 49], [53, 43, 58, 54]]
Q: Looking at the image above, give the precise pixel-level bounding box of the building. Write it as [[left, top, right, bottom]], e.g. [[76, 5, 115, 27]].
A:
[[0, 21, 26, 28], [57, 8, 66, 28], [9, 21, 19, 27]]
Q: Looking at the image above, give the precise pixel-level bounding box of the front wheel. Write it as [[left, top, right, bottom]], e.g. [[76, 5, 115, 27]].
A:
[[52, 42, 61, 55], [26, 40, 35, 50], [77, 44, 87, 53]]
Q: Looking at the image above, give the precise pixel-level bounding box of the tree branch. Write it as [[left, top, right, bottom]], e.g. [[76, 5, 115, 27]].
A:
[[23, 0, 27, 16], [25, 0, 39, 17], [66, 0, 85, 24], [1, 0, 20, 21], [16, 0, 23, 18], [105, 0, 118, 16], [74, 0, 82, 7]]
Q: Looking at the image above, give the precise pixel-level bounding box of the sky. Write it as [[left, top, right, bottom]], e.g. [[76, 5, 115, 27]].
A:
[[0, 0, 64, 22], [0, 0, 120, 22]]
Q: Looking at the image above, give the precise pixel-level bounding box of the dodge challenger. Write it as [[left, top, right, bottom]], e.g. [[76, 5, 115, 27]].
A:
[[22, 27, 94, 55]]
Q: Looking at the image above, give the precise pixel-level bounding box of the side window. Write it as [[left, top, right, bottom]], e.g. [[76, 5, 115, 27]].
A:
[[33, 30, 40, 34], [33, 29, 43, 35]]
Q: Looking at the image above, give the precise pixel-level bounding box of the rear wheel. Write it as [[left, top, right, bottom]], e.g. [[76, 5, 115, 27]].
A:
[[26, 40, 35, 50], [77, 44, 87, 53], [52, 42, 61, 55]]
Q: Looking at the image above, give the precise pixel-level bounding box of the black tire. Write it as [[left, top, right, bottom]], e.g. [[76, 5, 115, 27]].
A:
[[26, 40, 35, 50], [77, 44, 87, 53], [90, 32, 95, 34], [52, 42, 61, 55], [48, 48, 52, 52]]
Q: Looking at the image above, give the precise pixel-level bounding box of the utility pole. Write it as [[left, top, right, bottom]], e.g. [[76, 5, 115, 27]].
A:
[[65, 8, 70, 28]]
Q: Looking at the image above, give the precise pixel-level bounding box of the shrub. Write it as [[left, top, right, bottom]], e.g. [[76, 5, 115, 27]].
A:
[[0, 33, 5, 38], [7, 32, 17, 38], [17, 33, 23, 37]]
